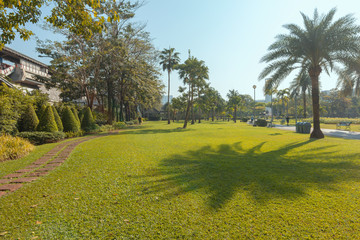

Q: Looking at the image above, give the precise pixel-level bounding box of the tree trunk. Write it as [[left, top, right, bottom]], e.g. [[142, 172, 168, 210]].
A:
[[183, 84, 191, 129], [191, 85, 195, 125], [234, 106, 237, 123], [303, 90, 307, 118], [167, 70, 171, 124], [309, 66, 324, 139]]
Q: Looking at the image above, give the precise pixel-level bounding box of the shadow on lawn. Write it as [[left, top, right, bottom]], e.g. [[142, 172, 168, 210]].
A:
[[120, 128, 193, 135], [141, 140, 360, 209]]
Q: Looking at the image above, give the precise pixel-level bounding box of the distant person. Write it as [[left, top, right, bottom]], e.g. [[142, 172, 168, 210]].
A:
[[286, 116, 290, 126], [138, 116, 142, 125]]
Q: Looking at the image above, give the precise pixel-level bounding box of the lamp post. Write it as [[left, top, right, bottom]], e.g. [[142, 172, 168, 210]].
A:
[[253, 85, 256, 119]]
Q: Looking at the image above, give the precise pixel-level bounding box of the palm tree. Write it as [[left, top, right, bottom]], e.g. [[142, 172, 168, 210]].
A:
[[177, 57, 209, 128], [227, 89, 242, 123], [276, 89, 289, 118], [159, 47, 180, 124], [337, 57, 360, 97], [289, 72, 312, 118], [259, 8, 360, 138]]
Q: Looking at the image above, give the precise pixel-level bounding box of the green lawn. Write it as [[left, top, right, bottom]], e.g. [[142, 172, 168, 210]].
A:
[[1, 121, 360, 239]]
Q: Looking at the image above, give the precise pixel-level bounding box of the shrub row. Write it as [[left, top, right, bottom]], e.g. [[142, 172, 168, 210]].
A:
[[17, 131, 66, 145]]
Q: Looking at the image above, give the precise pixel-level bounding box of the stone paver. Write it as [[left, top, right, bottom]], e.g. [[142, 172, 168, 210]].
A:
[[0, 192, 7, 197], [15, 169, 34, 173], [10, 177, 38, 183], [28, 172, 48, 177], [3, 173, 25, 179], [0, 179, 10, 184], [0, 184, 23, 192]]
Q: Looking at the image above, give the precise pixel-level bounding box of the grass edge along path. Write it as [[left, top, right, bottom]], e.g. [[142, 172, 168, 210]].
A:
[[0, 131, 118, 198]]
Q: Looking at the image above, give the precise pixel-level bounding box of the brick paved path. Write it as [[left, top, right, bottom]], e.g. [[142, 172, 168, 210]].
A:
[[0, 133, 116, 198]]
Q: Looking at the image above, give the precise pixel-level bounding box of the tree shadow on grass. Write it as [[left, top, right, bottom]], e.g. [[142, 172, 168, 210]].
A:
[[140, 140, 360, 209], [119, 128, 194, 135]]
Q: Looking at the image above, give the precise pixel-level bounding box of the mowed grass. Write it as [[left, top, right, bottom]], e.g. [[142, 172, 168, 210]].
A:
[[1, 121, 360, 239]]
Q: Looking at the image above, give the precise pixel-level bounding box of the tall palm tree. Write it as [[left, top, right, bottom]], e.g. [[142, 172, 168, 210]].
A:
[[276, 89, 289, 118], [259, 8, 360, 138], [289, 72, 312, 118], [159, 47, 180, 124], [177, 57, 209, 129], [227, 89, 242, 123]]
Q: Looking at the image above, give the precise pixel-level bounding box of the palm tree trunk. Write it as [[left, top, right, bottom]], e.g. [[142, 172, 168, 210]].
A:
[[191, 85, 195, 125], [183, 83, 191, 129], [167, 70, 171, 124], [309, 66, 324, 138], [303, 89, 307, 118], [234, 106, 237, 123]]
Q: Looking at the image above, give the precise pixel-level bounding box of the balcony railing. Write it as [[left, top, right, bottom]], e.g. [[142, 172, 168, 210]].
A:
[[17, 64, 50, 78]]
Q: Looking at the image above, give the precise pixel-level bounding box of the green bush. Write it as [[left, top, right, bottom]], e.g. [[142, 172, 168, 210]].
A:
[[113, 121, 126, 129], [241, 117, 249, 122], [0, 83, 32, 134], [62, 106, 80, 132], [65, 130, 84, 138], [17, 131, 66, 145], [93, 110, 107, 125], [81, 107, 96, 132], [255, 119, 268, 127], [37, 104, 47, 120], [98, 125, 114, 132], [36, 106, 58, 132], [52, 106, 63, 132], [0, 134, 34, 161], [18, 104, 39, 132], [71, 107, 81, 128]]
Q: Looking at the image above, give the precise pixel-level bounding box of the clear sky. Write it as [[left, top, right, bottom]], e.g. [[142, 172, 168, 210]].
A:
[[7, 0, 360, 100]]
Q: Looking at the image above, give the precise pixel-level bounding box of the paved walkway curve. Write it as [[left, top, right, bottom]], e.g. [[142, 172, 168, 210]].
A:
[[0, 132, 117, 198], [274, 125, 360, 140]]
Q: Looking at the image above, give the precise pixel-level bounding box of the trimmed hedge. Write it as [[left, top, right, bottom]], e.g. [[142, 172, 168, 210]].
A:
[[62, 106, 80, 132], [18, 104, 39, 132], [52, 106, 63, 132], [36, 106, 58, 132], [81, 107, 96, 132], [71, 107, 81, 128], [241, 117, 249, 122], [17, 131, 66, 145], [113, 121, 126, 129], [255, 119, 268, 127]]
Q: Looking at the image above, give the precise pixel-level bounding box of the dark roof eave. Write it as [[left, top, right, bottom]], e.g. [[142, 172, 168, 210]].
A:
[[2, 46, 48, 68]]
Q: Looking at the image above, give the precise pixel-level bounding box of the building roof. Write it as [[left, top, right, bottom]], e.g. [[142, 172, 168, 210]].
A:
[[0, 46, 48, 68]]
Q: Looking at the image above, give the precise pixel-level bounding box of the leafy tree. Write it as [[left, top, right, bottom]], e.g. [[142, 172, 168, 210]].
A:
[[159, 47, 180, 124], [276, 89, 290, 118], [0, 0, 121, 49], [37, 106, 58, 132], [52, 106, 63, 132], [18, 104, 39, 132], [227, 89, 243, 123], [61, 106, 80, 133], [81, 107, 96, 132], [259, 8, 360, 138], [0, 83, 32, 134]]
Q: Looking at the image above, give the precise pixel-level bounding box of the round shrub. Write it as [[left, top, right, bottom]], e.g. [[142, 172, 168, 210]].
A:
[[62, 106, 80, 132], [81, 107, 96, 132], [52, 106, 63, 132], [18, 104, 39, 132], [36, 106, 58, 132]]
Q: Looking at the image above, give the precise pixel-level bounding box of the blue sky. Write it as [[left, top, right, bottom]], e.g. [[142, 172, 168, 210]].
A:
[[8, 0, 360, 100]]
